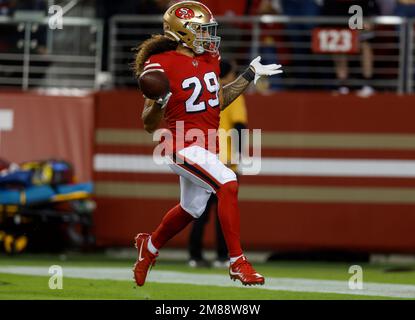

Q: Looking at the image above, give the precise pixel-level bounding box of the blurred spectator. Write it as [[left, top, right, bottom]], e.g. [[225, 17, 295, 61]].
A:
[[255, 0, 320, 91], [279, 0, 321, 87], [203, 1, 262, 67], [255, 0, 283, 92], [393, 0, 415, 89], [0, 0, 48, 86], [280, 0, 321, 16], [202, 0, 261, 16], [277, 0, 321, 48], [96, 0, 171, 16], [97, 0, 172, 72], [394, 0, 415, 17], [0, 0, 15, 16], [14, 0, 46, 11], [321, 0, 380, 97], [188, 60, 248, 269], [376, 0, 397, 15], [0, 1, 15, 52], [14, 0, 48, 54]]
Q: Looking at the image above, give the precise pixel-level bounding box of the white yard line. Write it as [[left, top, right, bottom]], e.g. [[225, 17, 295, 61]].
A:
[[1, 266, 415, 299]]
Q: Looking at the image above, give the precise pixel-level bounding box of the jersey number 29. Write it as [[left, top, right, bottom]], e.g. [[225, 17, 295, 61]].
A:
[[182, 72, 220, 113]]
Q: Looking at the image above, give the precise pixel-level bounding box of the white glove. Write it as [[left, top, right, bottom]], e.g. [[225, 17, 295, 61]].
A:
[[249, 56, 283, 85], [155, 92, 172, 110]]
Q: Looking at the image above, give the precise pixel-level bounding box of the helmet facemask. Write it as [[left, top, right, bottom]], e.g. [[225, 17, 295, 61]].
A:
[[187, 21, 221, 55]]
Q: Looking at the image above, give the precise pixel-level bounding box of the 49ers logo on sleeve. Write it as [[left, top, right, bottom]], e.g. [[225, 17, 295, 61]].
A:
[[175, 7, 195, 20]]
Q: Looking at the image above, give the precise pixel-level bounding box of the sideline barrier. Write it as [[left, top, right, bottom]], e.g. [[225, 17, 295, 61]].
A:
[[92, 90, 415, 252], [2, 90, 415, 252]]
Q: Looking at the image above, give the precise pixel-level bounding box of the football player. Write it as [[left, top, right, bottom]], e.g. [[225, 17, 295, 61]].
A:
[[188, 59, 249, 269], [133, 0, 283, 287]]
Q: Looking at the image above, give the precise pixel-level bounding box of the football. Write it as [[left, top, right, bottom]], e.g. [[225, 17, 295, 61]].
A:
[[138, 70, 170, 100]]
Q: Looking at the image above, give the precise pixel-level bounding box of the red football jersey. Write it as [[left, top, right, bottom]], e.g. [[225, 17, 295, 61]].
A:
[[144, 50, 221, 154]]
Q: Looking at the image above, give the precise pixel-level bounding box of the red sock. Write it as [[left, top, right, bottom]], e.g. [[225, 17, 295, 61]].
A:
[[151, 204, 194, 250], [216, 181, 243, 258]]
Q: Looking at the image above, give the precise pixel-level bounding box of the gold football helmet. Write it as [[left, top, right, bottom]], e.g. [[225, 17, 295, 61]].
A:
[[163, 1, 221, 55]]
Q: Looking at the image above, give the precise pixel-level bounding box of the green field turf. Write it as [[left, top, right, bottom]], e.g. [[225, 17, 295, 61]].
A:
[[1, 253, 415, 300]]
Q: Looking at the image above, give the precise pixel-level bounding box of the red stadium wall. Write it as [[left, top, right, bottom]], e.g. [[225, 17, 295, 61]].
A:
[[93, 91, 415, 253], [2, 90, 414, 252], [0, 91, 95, 182]]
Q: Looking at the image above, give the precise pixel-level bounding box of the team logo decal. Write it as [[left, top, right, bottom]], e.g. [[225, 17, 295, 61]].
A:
[[175, 7, 195, 20]]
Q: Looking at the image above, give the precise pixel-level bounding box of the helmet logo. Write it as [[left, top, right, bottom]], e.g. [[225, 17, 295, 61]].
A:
[[175, 7, 195, 20]]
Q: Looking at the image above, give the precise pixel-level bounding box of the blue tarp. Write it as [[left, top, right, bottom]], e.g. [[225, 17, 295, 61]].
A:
[[0, 182, 94, 205]]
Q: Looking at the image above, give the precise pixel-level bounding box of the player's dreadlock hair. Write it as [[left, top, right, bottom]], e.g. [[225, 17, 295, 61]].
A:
[[133, 35, 178, 78]]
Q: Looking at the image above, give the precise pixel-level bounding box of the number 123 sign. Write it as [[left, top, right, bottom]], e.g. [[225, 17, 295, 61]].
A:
[[312, 28, 359, 54]]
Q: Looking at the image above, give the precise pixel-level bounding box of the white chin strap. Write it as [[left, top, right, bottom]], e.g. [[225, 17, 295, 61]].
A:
[[193, 45, 205, 54], [181, 40, 204, 55]]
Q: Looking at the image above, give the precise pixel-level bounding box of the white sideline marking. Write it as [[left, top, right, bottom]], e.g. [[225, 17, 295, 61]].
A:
[[1, 266, 415, 299]]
